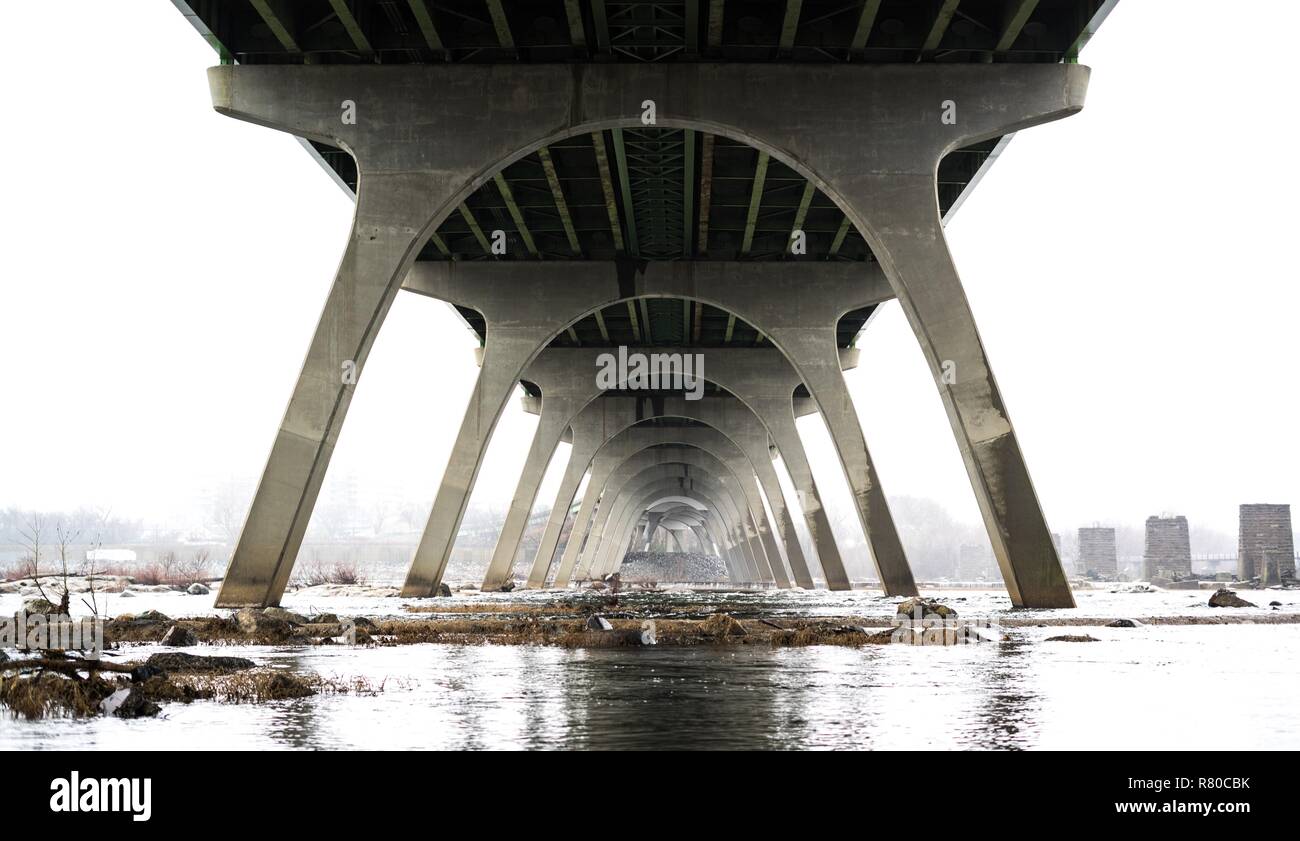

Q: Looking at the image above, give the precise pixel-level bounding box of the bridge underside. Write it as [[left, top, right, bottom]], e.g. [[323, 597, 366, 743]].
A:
[[179, 1, 1115, 610]]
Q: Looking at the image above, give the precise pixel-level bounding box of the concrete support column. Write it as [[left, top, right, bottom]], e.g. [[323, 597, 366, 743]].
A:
[[478, 394, 573, 590], [524, 398, 641, 588], [216, 182, 439, 607], [851, 181, 1074, 606]]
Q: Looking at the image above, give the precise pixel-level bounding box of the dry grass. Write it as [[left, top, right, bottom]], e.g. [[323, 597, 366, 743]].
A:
[[1, 664, 393, 719], [0, 671, 119, 719]]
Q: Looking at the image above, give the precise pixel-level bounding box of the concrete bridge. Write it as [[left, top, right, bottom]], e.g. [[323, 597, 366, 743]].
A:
[[172, 0, 1119, 609]]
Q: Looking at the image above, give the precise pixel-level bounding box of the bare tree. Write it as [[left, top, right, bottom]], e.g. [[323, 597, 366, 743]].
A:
[[17, 514, 44, 581], [51, 521, 82, 614], [177, 549, 212, 585], [371, 500, 393, 536]]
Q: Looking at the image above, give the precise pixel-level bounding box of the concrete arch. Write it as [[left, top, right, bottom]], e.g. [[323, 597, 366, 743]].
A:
[[540, 397, 823, 590], [596, 474, 753, 585], [211, 62, 1082, 607], [583, 449, 772, 584], [581, 451, 771, 584], [556, 419, 791, 587]]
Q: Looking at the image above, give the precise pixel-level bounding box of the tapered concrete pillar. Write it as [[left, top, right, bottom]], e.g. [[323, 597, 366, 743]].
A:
[[208, 67, 579, 607], [477, 351, 618, 591], [674, 396, 808, 588], [524, 397, 642, 588], [678, 348, 867, 591], [396, 296, 629, 598]]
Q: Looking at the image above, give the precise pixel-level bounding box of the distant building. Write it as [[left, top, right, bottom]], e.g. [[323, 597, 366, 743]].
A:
[[1143, 516, 1191, 580], [1238, 504, 1295, 583], [1078, 527, 1116, 577]]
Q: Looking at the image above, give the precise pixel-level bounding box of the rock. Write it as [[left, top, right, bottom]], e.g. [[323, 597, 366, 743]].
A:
[[118, 591, 135, 598], [497, 581, 515, 593], [311, 613, 340, 625], [0, 649, 8, 663], [349, 616, 377, 630], [585, 615, 614, 631], [233, 607, 291, 636], [260, 672, 315, 700], [1269, 600, 1283, 607], [896, 597, 958, 621], [160, 624, 198, 647], [262, 606, 308, 625], [436, 583, 452, 597], [21, 597, 57, 616], [1046, 634, 1100, 642], [1208, 588, 1255, 608], [588, 580, 607, 590], [113, 687, 161, 719], [702, 613, 747, 637], [1106, 618, 1143, 628], [186, 582, 210, 595], [135, 609, 171, 622], [144, 652, 255, 673]]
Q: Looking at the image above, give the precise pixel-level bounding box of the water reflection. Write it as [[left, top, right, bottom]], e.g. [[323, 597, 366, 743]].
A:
[[3, 623, 1299, 750]]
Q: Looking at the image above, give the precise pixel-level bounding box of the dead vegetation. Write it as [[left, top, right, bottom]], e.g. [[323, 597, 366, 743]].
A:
[[1, 652, 389, 719]]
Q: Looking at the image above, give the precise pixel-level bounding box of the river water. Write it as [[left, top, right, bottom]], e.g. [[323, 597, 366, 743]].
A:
[[3, 587, 1298, 750]]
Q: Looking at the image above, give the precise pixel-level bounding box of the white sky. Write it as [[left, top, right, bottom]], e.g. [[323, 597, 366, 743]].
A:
[[0, 1, 1295, 547]]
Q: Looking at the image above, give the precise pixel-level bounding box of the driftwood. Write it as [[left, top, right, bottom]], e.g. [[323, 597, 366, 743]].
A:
[[0, 657, 135, 676]]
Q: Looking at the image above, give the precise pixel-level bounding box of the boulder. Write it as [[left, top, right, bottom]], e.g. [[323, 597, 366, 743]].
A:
[[311, 613, 340, 625], [262, 607, 308, 625], [144, 652, 255, 673], [585, 615, 614, 631], [896, 597, 958, 621], [1208, 589, 1255, 608], [101, 687, 161, 719], [135, 609, 171, 622], [497, 581, 515, 593], [21, 597, 57, 616], [186, 582, 210, 595], [0, 649, 8, 663], [1046, 634, 1100, 642], [234, 607, 292, 636], [437, 583, 453, 597], [160, 624, 198, 647], [1269, 601, 1283, 607], [1106, 618, 1143, 628]]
